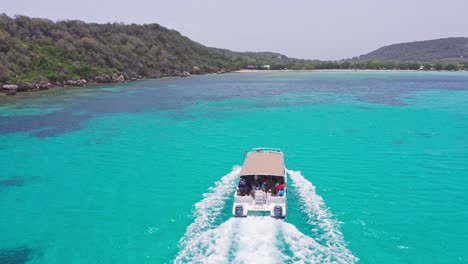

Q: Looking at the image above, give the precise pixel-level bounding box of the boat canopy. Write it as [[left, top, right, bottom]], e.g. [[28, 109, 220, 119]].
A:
[[240, 150, 285, 177]]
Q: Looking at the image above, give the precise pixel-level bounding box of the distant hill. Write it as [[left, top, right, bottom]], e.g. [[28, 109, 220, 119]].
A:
[[356, 37, 468, 62], [0, 14, 467, 88], [0, 14, 303, 84]]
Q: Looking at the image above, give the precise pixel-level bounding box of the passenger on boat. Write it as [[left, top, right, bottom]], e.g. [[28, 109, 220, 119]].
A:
[[276, 182, 284, 193], [239, 178, 246, 188], [278, 187, 285, 196], [269, 187, 276, 196], [266, 188, 273, 197], [261, 180, 268, 192], [250, 186, 256, 198], [254, 175, 261, 187]]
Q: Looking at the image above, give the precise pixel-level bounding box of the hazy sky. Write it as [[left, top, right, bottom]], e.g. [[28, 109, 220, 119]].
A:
[[2, 0, 468, 60]]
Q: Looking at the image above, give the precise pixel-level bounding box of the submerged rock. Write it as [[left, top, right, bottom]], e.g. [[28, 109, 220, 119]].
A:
[[0, 246, 35, 264], [0, 177, 26, 188]]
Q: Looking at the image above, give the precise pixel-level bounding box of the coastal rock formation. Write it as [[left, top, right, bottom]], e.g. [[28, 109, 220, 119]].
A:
[[36, 81, 52, 90], [123, 71, 138, 81], [95, 74, 112, 83], [76, 79, 87, 86], [2, 84, 18, 95], [147, 72, 161, 79], [17, 81, 34, 92], [181, 71, 191, 77], [191, 66, 201, 74], [112, 74, 125, 82], [64, 79, 87, 86], [3, 84, 18, 89]]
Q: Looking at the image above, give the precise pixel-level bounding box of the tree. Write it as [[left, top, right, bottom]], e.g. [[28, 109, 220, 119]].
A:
[[408, 63, 420, 70], [434, 63, 443, 71], [340, 61, 351, 69], [445, 64, 457, 71], [367, 60, 384, 69], [397, 62, 409, 70], [0, 65, 10, 82]]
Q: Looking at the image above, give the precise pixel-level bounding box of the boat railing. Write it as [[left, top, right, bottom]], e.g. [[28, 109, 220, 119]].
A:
[[266, 196, 285, 205], [235, 195, 253, 203], [251, 147, 282, 153]]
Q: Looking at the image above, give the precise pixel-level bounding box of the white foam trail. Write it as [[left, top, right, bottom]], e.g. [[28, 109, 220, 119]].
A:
[[176, 218, 238, 264], [176, 216, 343, 264], [280, 221, 334, 263], [233, 217, 283, 264], [176, 217, 283, 264], [176, 167, 357, 263], [175, 166, 241, 263], [287, 169, 358, 263]]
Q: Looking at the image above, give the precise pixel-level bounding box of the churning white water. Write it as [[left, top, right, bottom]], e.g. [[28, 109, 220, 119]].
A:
[[287, 169, 358, 263], [175, 167, 357, 264]]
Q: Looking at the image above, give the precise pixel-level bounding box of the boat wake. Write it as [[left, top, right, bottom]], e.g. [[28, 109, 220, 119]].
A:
[[175, 167, 357, 264], [287, 169, 358, 263], [178, 166, 241, 248]]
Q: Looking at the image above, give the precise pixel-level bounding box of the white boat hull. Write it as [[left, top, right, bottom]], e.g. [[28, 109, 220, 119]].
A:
[[232, 190, 287, 218], [233, 148, 287, 218]]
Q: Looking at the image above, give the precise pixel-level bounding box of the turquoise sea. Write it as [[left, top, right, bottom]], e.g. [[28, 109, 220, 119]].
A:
[[1, 71, 467, 263]]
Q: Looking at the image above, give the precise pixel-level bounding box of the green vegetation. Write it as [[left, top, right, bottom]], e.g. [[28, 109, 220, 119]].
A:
[[0, 15, 467, 86], [0, 14, 305, 84], [355, 37, 468, 62], [265, 60, 466, 71]]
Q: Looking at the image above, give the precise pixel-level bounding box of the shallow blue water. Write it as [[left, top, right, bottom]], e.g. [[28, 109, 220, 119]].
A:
[[0, 71, 467, 263]]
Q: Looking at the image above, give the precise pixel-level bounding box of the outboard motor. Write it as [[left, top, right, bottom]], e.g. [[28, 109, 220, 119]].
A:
[[235, 205, 244, 217], [274, 206, 283, 218]]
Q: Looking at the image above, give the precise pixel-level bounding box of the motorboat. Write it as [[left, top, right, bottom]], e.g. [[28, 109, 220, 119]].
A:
[[232, 148, 287, 218]]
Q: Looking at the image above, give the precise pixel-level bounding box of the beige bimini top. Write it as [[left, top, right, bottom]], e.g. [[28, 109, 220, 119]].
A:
[[240, 150, 285, 177]]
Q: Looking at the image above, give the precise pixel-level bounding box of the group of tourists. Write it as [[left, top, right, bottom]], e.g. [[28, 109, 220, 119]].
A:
[[236, 175, 286, 198]]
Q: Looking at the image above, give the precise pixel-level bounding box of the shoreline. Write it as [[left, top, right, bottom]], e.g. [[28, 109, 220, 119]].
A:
[[0, 77, 168, 103], [234, 69, 468, 73], [0, 73, 209, 103], [2, 69, 467, 103]]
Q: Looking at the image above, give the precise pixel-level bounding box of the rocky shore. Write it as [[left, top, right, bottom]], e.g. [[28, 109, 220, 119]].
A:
[[1, 66, 228, 96]]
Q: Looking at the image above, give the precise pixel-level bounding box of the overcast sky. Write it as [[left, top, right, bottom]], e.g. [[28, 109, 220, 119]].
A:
[[2, 0, 468, 60]]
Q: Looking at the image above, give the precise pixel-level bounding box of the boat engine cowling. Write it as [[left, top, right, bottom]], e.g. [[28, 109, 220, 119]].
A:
[[235, 205, 244, 217], [274, 206, 283, 218]]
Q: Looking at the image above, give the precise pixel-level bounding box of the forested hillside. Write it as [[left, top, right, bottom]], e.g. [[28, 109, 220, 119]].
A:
[[0, 14, 301, 84], [0, 15, 467, 90], [356, 37, 468, 62]]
